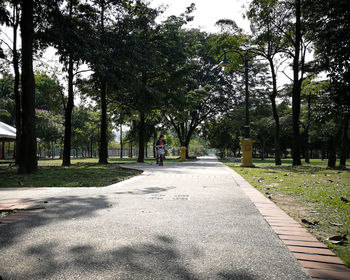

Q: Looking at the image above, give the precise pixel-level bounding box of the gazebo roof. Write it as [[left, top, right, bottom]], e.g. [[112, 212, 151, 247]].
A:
[[0, 121, 16, 140]]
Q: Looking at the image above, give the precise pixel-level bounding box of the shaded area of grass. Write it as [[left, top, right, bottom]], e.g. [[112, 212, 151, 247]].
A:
[[0, 156, 181, 167], [223, 158, 350, 267], [0, 162, 142, 188], [0, 156, 183, 188]]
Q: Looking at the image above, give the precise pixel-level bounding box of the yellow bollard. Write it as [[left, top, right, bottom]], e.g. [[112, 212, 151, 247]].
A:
[[180, 146, 186, 162], [240, 139, 255, 167]]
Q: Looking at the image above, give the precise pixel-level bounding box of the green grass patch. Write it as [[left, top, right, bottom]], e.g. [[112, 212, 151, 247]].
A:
[[0, 162, 142, 188], [222, 158, 350, 267], [0, 156, 182, 188], [0, 156, 184, 167]]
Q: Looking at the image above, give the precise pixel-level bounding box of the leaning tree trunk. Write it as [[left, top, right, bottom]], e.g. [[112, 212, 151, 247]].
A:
[[99, 81, 108, 164], [18, 0, 37, 174], [62, 54, 74, 166], [291, 0, 302, 166], [137, 111, 145, 163]]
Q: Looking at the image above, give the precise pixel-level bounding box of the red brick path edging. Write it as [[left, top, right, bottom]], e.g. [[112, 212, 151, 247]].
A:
[[0, 199, 45, 227], [233, 172, 350, 280]]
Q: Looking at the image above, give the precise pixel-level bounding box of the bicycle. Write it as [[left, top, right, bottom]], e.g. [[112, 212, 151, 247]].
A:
[[155, 145, 166, 166]]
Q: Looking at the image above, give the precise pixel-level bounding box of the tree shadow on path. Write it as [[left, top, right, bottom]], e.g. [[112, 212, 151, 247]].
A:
[[2, 234, 257, 280], [0, 194, 110, 249]]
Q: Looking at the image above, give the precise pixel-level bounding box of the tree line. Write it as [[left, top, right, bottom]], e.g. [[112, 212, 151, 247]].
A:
[[204, 0, 349, 168], [0, 0, 349, 173]]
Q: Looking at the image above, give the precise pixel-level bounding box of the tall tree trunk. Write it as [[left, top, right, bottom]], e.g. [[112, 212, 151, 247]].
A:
[[120, 123, 123, 159], [321, 145, 325, 160], [129, 141, 132, 158], [99, 81, 108, 164], [261, 141, 265, 160], [327, 137, 337, 168], [328, 126, 342, 168], [13, 4, 21, 165], [304, 92, 312, 163], [304, 132, 310, 163], [62, 54, 74, 166], [153, 130, 157, 158], [19, 0, 37, 174], [269, 59, 281, 166], [270, 97, 281, 165], [291, 0, 302, 166], [97, 1, 108, 164], [339, 115, 349, 168], [137, 111, 145, 163], [184, 127, 196, 159], [1, 142, 4, 159]]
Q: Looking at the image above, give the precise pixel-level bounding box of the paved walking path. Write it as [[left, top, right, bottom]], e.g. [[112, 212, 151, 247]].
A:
[[0, 156, 316, 279]]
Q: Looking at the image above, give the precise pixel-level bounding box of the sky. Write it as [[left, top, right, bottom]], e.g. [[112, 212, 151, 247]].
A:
[[149, 0, 252, 33]]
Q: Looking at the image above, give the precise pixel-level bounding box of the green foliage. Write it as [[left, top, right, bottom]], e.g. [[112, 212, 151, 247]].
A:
[[304, 0, 350, 92], [188, 137, 208, 157], [36, 109, 64, 144], [71, 107, 106, 152], [0, 72, 15, 125], [1, 0, 348, 168], [204, 118, 238, 158], [35, 71, 64, 113], [37, 0, 95, 67]]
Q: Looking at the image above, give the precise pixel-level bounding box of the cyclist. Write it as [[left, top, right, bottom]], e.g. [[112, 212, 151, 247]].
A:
[[155, 135, 167, 164]]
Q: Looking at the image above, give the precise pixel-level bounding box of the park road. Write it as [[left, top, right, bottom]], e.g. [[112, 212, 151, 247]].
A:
[[0, 156, 310, 280]]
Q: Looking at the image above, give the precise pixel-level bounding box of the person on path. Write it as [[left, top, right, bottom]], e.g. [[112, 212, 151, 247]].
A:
[[155, 135, 167, 164]]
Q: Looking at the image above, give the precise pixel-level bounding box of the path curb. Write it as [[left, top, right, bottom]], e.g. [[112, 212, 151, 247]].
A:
[[225, 164, 350, 280]]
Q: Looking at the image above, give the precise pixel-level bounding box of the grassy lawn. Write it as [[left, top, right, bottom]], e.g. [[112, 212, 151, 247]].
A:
[[0, 161, 144, 189], [0, 156, 182, 188], [223, 158, 350, 267], [0, 156, 180, 166]]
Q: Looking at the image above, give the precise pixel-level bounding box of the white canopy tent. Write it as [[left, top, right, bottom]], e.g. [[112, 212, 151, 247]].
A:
[[0, 122, 16, 160], [0, 121, 16, 140]]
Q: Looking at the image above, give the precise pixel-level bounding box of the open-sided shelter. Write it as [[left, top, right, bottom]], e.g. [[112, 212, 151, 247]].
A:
[[0, 121, 16, 159]]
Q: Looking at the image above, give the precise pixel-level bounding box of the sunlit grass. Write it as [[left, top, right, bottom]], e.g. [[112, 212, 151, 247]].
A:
[[0, 162, 141, 188], [0, 156, 182, 188], [223, 158, 350, 267]]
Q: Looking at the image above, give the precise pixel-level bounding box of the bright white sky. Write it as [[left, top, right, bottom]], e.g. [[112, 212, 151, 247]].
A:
[[149, 0, 252, 33]]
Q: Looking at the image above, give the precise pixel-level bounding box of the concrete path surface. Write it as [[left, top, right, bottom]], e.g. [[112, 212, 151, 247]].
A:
[[0, 156, 310, 280]]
